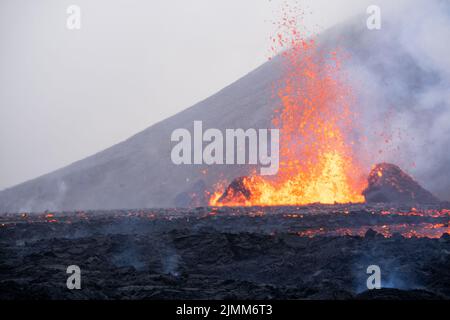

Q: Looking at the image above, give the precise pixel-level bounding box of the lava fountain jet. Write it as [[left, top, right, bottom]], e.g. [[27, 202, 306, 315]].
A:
[[209, 12, 367, 206]]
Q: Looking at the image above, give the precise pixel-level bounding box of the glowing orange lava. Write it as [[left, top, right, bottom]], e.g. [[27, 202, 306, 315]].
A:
[[209, 12, 366, 206]]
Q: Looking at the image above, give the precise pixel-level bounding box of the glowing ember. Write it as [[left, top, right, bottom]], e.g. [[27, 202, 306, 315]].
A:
[[209, 9, 365, 206], [298, 222, 450, 239]]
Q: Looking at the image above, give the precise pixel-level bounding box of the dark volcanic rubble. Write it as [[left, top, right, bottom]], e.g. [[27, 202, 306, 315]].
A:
[[363, 163, 440, 204], [1, 204, 450, 300], [217, 176, 252, 204]]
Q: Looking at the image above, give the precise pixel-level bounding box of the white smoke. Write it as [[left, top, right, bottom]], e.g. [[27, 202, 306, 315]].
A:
[[337, 0, 450, 200]]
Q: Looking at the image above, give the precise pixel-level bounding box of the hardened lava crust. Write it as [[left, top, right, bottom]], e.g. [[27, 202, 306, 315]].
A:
[[1, 203, 450, 300]]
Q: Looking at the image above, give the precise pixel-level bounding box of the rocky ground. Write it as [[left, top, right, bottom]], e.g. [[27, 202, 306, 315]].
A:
[[1, 204, 450, 300]]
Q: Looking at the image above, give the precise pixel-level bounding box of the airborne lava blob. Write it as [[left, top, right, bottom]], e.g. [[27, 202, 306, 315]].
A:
[[209, 9, 367, 206]]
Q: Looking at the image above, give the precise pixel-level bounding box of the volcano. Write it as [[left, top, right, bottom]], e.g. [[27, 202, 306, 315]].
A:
[[217, 163, 440, 206], [363, 163, 440, 204], [1, 2, 450, 212]]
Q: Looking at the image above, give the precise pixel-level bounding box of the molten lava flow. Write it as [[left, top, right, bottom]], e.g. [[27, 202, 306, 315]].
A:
[[209, 10, 366, 207]]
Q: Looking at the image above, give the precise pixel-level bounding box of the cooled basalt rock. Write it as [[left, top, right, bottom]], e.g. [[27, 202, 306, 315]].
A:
[[1, 205, 450, 300], [217, 176, 252, 204], [363, 163, 440, 204]]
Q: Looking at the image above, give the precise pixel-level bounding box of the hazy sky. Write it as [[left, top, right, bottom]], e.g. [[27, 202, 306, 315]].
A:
[[0, 0, 398, 190]]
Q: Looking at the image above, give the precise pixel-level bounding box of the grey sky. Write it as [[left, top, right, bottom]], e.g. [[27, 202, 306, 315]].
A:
[[0, 0, 403, 190]]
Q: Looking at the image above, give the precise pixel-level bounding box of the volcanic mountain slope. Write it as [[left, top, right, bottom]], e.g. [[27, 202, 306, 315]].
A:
[[1, 1, 449, 212], [0, 57, 280, 212]]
